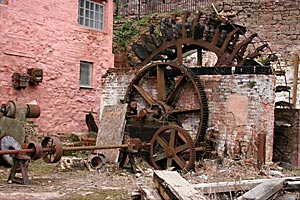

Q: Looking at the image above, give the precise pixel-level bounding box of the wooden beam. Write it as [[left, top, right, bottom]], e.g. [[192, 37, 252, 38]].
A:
[[237, 178, 286, 200], [257, 133, 266, 169], [136, 184, 159, 200], [194, 178, 264, 194], [153, 170, 206, 200], [193, 177, 300, 194]]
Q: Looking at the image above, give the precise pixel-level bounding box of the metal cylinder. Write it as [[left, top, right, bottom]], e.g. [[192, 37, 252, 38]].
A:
[[87, 153, 106, 172], [5, 101, 16, 118], [4, 101, 40, 119], [26, 104, 41, 118]]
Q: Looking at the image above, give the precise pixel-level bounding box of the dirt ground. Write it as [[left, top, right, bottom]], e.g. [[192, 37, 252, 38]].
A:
[[0, 156, 299, 200], [0, 159, 142, 200]]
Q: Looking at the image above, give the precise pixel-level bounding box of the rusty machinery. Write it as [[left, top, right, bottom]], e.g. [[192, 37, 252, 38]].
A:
[[0, 12, 277, 183], [0, 135, 147, 185], [122, 11, 276, 171], [0, 100, 41, 159]]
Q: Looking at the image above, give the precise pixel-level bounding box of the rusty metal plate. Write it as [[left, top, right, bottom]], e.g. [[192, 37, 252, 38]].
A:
[[95, 104, 127, 163]]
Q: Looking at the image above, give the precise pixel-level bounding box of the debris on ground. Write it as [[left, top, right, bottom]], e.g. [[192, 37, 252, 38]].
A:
[[0, 156, 300, 199]]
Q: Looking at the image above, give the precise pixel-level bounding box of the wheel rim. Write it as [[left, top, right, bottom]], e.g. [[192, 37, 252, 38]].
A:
[[41, 136, 63, 163]]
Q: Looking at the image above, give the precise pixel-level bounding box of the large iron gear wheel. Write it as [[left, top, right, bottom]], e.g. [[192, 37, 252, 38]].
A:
[[124, 61, 208, 143], [150, 125, 196, 172], [129, 11, 277, 67]]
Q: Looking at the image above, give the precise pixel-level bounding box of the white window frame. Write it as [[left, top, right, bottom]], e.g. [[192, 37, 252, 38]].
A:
[[80, 61, 93, 88], [78, 0, 104, 31]]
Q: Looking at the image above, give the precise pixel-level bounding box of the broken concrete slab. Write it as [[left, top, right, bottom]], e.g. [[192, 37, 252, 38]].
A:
[[95, 104, 127, 163]]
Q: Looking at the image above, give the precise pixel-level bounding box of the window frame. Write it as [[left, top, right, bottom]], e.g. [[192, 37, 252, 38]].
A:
[[79, 61, 93, 89], [78, 0, 105, 31]]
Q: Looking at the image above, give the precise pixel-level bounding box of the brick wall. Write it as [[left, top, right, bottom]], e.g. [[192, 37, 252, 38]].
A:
[[228, 0, 300, 64], [119, 0, 300, 63], [118, 0, 300, 105], [0, 0, 114, 135], [101, 68, 276, 161]]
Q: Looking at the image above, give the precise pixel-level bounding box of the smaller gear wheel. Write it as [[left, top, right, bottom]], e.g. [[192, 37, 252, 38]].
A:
[[150, 125, 196, 172]]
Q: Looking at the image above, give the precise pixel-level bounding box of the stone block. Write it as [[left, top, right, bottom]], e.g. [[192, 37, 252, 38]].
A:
[[0, 116, 26, 144]]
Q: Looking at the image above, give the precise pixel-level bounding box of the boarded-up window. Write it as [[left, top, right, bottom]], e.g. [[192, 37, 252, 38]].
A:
[[80, 61, 92, 88]]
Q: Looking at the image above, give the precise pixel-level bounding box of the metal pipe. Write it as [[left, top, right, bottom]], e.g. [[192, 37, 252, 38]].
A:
[[0, 149, 34, 155], [0, 142, 152, 155], [293, 54, 299, 108], [62, 144, 129, 151]]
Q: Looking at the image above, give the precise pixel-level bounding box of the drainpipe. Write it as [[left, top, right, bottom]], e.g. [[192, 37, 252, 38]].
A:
[[293, 54, 299, 108], [138, 0, 140, 20]]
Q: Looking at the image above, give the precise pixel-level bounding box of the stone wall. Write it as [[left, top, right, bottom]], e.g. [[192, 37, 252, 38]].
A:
[[226, 0, 300, 106], [0, 0, 114, 135], [101, 68, 276, 161]]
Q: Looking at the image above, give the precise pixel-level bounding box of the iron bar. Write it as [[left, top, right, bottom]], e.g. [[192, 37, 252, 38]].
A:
[[293, 54, 299, 108], [116, 0, 219, 17], [0, 143, 152, 155]]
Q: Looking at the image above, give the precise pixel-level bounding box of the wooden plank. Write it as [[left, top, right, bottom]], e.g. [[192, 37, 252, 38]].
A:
[[137, 184, 161, 200], [194, 179, 264, 194], [237, 178, 286, 200], [153, 170, 206, 200], [95, 104, 127, 163], [285, 180, 300, 190], [193, 177, 300, 194]]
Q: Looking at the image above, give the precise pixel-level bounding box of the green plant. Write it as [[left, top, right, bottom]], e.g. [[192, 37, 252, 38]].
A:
[[113, 14, 161, 53], [248, 80, 256, 88], [113, 19, 140, 53]]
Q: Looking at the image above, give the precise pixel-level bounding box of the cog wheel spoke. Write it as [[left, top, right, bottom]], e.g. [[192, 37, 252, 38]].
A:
[[155, 135, 169, 150], [133, 84, 156, 105], [167, 158, 173, 168], [154, 152, 167, 162], [165, 75, 186, 105], [157, 64, 166, 101], [169, 129, 176, 148], [173, 154, 186, 169], [175, 143, 189, 153]]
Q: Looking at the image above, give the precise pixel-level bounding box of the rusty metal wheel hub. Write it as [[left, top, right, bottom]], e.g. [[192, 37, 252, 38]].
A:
[[166, 147, 175, 158]]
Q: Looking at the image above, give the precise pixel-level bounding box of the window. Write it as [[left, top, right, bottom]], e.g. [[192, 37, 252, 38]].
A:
[[80, 61, 93, 88], [0, 0, 4, 4], [78, 0, 104, 30]]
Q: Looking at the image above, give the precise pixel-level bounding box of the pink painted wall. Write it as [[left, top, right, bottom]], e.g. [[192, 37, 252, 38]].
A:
[[0, 0, 114, 135]]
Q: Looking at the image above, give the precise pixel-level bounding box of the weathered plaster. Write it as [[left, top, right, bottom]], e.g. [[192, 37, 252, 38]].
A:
[[0, 0, 114, 135]]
